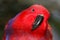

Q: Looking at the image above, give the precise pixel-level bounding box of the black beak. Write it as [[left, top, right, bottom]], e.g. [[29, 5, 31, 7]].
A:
[[32, 15, 44, 31]]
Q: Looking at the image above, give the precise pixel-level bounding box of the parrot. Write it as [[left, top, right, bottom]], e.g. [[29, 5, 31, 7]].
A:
[[3, 4, 52, 40]]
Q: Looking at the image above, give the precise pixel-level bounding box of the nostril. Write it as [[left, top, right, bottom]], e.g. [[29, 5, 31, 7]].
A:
[[32, 9, 35, 12]]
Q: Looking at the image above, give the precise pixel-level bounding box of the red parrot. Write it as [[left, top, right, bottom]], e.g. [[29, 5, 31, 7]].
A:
[[3, 4, 52, 40]]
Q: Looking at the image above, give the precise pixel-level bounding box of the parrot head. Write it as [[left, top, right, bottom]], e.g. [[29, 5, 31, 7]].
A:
[[4, 4, 52, 40], [9, 4, 50, 34]]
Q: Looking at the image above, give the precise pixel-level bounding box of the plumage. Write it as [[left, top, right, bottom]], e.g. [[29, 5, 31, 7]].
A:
[[3, 4, 52, 40]]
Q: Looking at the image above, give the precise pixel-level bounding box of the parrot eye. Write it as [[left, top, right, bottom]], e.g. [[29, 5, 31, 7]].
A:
[[32, 15, 44, 31], [32, 9, 35, 12]]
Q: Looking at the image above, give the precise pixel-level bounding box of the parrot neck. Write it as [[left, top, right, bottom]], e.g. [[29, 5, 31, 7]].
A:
[[8, 32, 46, 40]]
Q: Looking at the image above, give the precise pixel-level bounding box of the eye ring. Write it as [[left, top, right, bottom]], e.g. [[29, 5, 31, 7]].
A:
[[38, 14, 44, 16]]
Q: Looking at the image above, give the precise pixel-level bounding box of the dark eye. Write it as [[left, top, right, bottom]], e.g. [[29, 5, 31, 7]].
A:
[[32, 9, 35, 12]]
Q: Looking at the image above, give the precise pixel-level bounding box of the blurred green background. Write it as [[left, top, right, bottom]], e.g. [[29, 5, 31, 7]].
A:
[[0, 0, 60, 40]]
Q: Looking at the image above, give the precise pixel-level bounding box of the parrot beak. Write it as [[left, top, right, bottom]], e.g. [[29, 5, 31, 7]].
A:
[[32, 15, 44, 31]]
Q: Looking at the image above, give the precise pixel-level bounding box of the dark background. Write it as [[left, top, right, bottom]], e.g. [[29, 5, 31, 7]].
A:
[[0, 0, 60, 40]]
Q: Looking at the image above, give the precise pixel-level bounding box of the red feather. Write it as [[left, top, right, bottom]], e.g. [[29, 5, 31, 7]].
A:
[[3, 4, 52, 40]]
